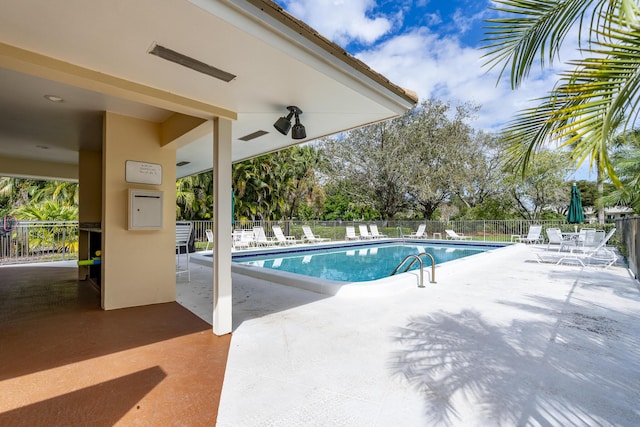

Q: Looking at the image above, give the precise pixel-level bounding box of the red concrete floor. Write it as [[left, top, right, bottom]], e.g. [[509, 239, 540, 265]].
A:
[[0, 264, 231, 426]]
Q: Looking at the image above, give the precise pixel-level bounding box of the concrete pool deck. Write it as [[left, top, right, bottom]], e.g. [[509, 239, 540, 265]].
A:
[[179, 243, 640, 426]]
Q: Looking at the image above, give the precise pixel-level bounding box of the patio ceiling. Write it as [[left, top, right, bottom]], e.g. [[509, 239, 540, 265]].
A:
[[0, 0, 416, 179]]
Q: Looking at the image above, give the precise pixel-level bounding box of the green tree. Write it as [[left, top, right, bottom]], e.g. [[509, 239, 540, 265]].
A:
[[574, 180, 599, 210], [273, 146, 324, 220], [320, 121, 411, 220], [502, 151, 571, 220], [320, 180, 379, 221], [176, 172, 213, 220], [403, 100, 483, 219], [320, 100, 483, 220], [11, 200, 78, 220], [483, 0, 640, 183], [1, 178, 78, 219], [0, 178, 46, 212], [231, 146, 323, 221], [37, 181, 79, 207], [233, 156, 273, 221], [602, 136, 640, 211]]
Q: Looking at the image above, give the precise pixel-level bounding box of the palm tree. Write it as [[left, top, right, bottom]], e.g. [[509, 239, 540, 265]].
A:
[[176, 172, 213, 220], [36, 181, 79, 207], [11, 201, 78, 220], [603, 128, 640, 211], [482, 0, 640, 184]]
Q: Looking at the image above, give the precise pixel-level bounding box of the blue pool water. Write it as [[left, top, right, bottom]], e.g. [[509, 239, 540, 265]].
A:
[[234, 243, 494, 282]]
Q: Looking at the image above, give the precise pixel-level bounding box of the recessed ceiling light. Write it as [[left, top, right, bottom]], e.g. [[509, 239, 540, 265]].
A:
[[44, 94, 64, 103]]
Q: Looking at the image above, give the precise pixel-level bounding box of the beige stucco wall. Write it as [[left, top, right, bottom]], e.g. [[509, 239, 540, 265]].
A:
[[101, 112, 176, 310], [0, 156, 77, 181], [79, 150, 102, 223], [78, 149, 102, 280]]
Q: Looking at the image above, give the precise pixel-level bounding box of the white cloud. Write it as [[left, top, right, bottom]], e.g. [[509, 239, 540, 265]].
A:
[[277, 0, 585, 134], [281, 0, 395, 45], [355, 27, 570, 132]]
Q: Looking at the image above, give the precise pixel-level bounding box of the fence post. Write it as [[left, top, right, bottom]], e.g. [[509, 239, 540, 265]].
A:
[[62, 228, 66, 261]]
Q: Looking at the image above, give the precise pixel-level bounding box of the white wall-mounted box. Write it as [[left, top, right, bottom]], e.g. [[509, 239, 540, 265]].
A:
[[128, 189, 163, 230]]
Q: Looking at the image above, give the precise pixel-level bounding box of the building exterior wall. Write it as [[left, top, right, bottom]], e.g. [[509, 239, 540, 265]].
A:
[[101, 112, 176, 310], [78, 149, 102, 280]]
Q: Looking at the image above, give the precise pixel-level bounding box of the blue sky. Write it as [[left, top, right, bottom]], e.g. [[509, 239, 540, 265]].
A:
[[274, 0, 594, 180]]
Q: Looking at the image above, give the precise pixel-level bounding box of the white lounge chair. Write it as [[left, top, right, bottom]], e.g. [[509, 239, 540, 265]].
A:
[[445, 229, 471, 240], [514, 225, 543, 244], [272, 225, 300, 245], [253, 226, 275, 247], [546, 228, 571, 251], [369, 224, 387, 239], [345, 226, 359, 240], [302, 225, 330, 243], [550, 228, 618, 268], [583, 229, 618, 267], [571, 228, 599, 252], [205, 229, 214, 251], [404, 224, 427, 239], [233, 229, 254, 250], [359, 225, 373, 239]]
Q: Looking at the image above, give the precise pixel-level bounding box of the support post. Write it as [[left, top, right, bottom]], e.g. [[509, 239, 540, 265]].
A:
[[213, 118, 233, 335]]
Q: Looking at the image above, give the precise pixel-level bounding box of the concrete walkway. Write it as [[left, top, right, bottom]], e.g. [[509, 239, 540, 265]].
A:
[[178, 244, 640, 426]]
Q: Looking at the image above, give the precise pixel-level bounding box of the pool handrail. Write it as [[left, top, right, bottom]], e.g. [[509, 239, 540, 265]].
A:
[[390, 252, 437, 286]]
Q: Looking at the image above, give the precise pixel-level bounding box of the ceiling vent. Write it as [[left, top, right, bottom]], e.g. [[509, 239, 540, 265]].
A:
[[149, 44, 236, 83], [176, 161, 190, 167], [239, 130, 269, 141]]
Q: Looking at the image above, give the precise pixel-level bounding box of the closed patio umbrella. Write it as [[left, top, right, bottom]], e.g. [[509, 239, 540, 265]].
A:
[[566, 183, 585, 229]]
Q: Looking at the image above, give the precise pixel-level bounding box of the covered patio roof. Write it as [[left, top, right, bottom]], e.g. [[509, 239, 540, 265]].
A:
[[0, 0, 417, 179]]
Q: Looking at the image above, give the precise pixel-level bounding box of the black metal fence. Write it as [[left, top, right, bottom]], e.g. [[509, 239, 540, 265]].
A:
[[0, 221, 78, 265], [1, 219, 625, 265], [616, 216, 639, 279]]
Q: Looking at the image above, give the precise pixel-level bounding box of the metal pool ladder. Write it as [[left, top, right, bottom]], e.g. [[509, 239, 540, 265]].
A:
[[390, 253, 436, 287]]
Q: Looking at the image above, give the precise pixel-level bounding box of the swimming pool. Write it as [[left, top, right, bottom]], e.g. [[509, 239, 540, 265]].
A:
[[235, 243, 490, 282], [192, 240, 508, 295]]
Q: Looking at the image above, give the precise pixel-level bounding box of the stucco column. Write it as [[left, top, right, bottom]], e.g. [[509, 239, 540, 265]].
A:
[[213, 117, 233, 335]]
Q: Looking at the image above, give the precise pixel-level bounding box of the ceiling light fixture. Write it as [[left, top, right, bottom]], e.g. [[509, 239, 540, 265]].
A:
[[274, 106, 306, 140], [149, 44, 236, 82], [44, 94, 64, 103], [239, 130, 269, 142]]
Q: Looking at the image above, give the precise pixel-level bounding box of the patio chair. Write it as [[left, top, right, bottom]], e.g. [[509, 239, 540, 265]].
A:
[[205, 229, 214, 251], [302, 225, 330, 243], [345, 226, 360, 240], [572, 229, 594, 251], [176, 222, 192, 281], [554, 228, 618, 268], [369, 224, 387, 239], [359, 225, 373, 239], [546, 228, 571, 251], [272, 225, 300, 245], [253, 226, 275, 247], [514, 225, 543, 244], [445, 229, 471, 240], [233, 229, 254, 250], [404, 224, 427, 239]]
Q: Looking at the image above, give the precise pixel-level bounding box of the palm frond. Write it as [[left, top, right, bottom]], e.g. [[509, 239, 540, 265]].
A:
[[500, 20, 640, 185], [482, 0, 596, 87]]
